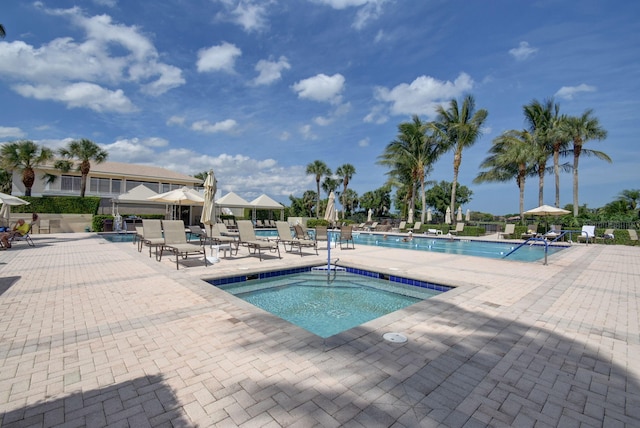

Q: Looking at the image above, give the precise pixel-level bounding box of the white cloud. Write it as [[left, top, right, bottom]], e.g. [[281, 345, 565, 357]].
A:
[[373, 72, 474, 117], [363, 105, 388, 124], [312, 0, 389, 29], [191, 119, 238, 133], [509, 41, 538, 61], [252, 56, 291, 85], [300, 124, 318, 140], [196, 42, 242, 73], [358, 137, 370, 147], [0, 126, 26, 139], [313, 102, 351, 126], [555, 83, 597, 100], [292, 73, 345, 104], [214, 0, 270, 33], [0, 6, 185, 111], [279, 131, 291, 141], [92, 0, 117, 7], [166, 116, 186, 126], [13, 82, 136, 113]]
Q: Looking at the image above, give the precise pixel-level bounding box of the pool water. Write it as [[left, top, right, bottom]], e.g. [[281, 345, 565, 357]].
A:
[[350, 232, 565, 262], [216, 270, 443, 338]]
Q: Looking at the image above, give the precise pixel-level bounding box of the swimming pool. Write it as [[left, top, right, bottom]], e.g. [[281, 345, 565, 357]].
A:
[[210, 267, 448, 338], [348, 232, 565, 262]]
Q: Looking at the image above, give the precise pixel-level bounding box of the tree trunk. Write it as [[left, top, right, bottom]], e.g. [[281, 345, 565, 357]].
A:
[[572, 144, 581, 217], [553, 146, 560, 207], [538, 161, 545, 206], [450, 151, 461, 218], [316, 180, 321, 218]]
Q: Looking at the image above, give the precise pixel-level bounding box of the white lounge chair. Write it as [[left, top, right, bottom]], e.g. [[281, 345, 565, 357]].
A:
[[577, 225, 596, 244], [141, 219, 164, 258], [498, 224, 515, 239], [449, 222, 464, 235], [159, 220, 208, 269]]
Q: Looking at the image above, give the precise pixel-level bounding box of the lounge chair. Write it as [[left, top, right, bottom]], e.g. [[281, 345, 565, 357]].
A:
[[315, 226, 328, 243], [412, 222, 422, 233], [595, 228, 615, 244], [255, 219, 264, 228], [236, 220, 281, 261], [9, 222, 35, 247], [140, 219, 164, 258], [366, 222, 378, 232], [426, 228, 443, 236], [338, 225, 355, 249], [521, 224, 539, 239], [577, 225, 596, 244], [288, 223, 318, 256], [355, 222, 367, 231], [398, 221, 406, 231], [217, 222, 239, 238], [159, 220, 208, 269], [188, 225, 207, 244], [449, 222, 464, 235], [498, 224, 515, 239], [543, 224, 562, 239], [628, 229, 638, 245]]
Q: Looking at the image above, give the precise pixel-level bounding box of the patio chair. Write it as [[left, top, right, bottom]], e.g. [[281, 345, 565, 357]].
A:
[[595, 228, 615, 244], [141, 219, 164, 258], [628, 229, 638, 245], [9, 222, 35, 247], [288, 223, 318, 256], [498, 224, 515, 239], [411, 222, 422, 233], [217, 222, 239, 238], [38, 219, 50, 234], [449, 222, 464, 235], [159, 220, 208, 270], [366, 222, 378, 232], [338, 225, 355, 249], [577, 225, 596, 244], [543, 224, 562, 239], [426, 228, 443, 236], [315, 226, 328, 243], [521, 224, 539, 239], [188, 225, 207, 244], [236, 220, 281, 261]]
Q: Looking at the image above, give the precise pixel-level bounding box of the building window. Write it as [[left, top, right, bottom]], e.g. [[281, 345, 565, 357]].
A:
[[90, 177, 111, 194], [112, 179, 122, 194], [61, 175, 81, 193]]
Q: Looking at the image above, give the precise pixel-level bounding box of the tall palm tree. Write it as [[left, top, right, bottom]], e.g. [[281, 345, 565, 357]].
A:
[[306, 160, 331, 218], [617, 189, 640, 212], [54, 139, 108, 197], [335, 163, 356, 220], [377, 115, 442, 223], [523, 98, 556, 206], [0, 140, 54, 196], [434, 95, 488, 218], [562, 110, 610, 217], [474, 130, 539, 219], [321, 176, 340, 197]]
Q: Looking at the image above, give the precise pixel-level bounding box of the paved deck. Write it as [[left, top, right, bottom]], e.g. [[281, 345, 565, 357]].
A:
[[0, 232, 638, 427]]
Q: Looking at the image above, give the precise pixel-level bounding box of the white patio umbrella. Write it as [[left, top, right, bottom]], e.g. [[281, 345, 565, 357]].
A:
[[456, 206, 463, 222], [408, 208, 414, 224], [523, 204, 570, 231], [445, 206, 451, 224], [0, 193, 29, 228], [324, 191, 336, 224], [201, 170, 217, 233], [426, 208, 432, 223], [465, 208, 471, 222], [148, 186, 204, 220]]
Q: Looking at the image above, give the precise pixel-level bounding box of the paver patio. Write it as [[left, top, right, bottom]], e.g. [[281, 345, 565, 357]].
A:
[[0, 232, 638, 427]]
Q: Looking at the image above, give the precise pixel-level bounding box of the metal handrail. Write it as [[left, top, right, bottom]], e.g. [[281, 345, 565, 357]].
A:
[[502, 236, 550, 265]]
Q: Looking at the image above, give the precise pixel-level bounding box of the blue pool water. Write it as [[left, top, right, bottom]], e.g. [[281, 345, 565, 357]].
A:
[[213, 269, 445, 338], [347, 232, 564, 262]]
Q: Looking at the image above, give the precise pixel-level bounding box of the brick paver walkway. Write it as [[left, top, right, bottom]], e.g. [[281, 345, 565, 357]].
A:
[[0, 233, 638, 426]]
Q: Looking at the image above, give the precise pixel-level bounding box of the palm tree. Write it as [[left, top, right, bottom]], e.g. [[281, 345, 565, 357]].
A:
[[434, 95, 488, 218], [335, 163, 356, 219], [377, 115, 442, 223], [617, 189, 640, 212], [562, 110, 610, 216], [321, 176, 340, 197], [54, 139, 109, 197], [0, 140, 54, 196], [474, 130, 539, 219], [306, 160, 331, 218], [0, 24, 6, 38]]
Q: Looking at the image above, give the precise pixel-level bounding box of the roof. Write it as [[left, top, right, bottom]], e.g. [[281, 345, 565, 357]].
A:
[[216, 192, 251, 207], [113, 184, 158, 202], [41, 160, 201, 184], [250, 194, 284, 209]]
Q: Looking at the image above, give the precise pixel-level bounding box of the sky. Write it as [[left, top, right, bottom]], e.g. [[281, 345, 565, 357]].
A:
[[1, 0, 638, 215]]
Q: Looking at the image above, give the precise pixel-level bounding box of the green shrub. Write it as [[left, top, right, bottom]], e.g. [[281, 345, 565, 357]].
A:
[[12, 196, 101, 214]]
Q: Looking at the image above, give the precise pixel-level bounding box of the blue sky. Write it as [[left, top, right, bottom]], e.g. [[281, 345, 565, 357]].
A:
[[1, 0, 638, 215]]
